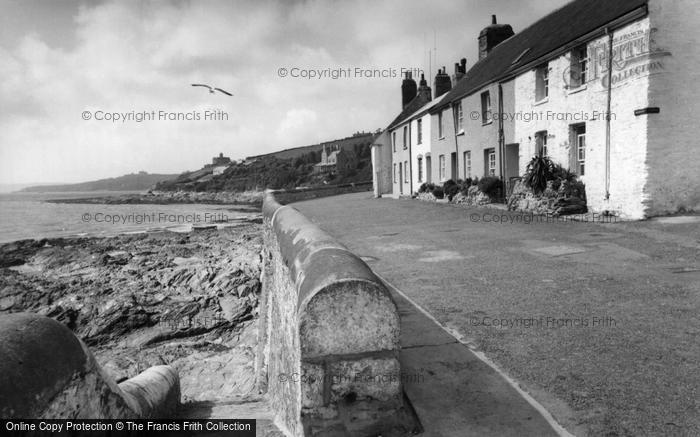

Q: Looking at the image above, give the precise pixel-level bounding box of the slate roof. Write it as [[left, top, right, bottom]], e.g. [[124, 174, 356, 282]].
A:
[[432, 0, 648, 111], [387, 92, 433, 130]]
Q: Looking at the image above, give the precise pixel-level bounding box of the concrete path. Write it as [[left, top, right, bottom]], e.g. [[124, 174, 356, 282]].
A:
[[389, 284, 560, 436], [292, 192, 700, 436]]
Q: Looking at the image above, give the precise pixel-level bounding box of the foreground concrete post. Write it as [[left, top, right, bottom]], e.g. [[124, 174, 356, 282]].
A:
[[0, 313, 180, 419], [259, 191, 408, 436]]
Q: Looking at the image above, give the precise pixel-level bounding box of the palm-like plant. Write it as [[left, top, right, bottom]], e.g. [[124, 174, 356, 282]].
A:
[[523, 156, 554, 194]]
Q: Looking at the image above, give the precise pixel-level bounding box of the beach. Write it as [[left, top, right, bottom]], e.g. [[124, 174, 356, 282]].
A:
[[0, 211, 264, 404]]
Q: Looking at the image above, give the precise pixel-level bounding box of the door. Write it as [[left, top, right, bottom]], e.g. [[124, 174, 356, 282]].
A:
[[425, 156, 432, 183], [398, 162, 403, 195], [505, 143, 520, 196], [450, 152, 457, 180]]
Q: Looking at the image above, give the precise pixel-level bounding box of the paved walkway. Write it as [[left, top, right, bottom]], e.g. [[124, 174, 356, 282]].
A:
[[292, 192, 700, 436], [389, 285, 561, 436]]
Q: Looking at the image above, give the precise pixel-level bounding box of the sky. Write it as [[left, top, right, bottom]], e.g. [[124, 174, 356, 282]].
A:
[[0, 0, 569, 185]]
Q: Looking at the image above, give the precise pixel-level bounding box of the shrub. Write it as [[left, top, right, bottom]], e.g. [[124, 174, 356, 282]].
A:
[[458, 178, 472, 195], [432, 187, 445, 199], [418, 182, 436, 193], [550, 164, 577, 191], [471, 176, 479, 186], [478, 176, 503, 198], [523, 156, 555, 194], [442, 179, 459, 200], [551, 163, 577, 183], [442, 179, 457, 189]]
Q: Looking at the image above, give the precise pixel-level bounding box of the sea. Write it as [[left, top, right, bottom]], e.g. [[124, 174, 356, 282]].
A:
[[0, 191, 259, 244]]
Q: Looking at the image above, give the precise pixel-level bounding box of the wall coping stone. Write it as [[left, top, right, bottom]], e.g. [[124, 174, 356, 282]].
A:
[[0, 312, 180, 419]]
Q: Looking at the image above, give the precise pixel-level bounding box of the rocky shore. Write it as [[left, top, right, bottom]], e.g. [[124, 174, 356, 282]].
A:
[[0, 223, 263, 403], [46, 190, 263, 206]]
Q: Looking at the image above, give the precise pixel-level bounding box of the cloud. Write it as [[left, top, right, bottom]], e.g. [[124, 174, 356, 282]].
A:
[[277, 108, 319, 145], [0, 0, 568, 184]]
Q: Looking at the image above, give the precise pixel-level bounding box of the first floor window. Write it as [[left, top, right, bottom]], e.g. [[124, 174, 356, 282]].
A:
[[536, 63, 549, 101], [488, 151, 496, 176], [417, 119, 423, 144], [404, 161, 409, 182], [392, 132, 396, 152], [417, 157, 423, 182], [439, 155, 446, 180], [438, 111, 444, 138], [535, 131, 548, 157], [481, 91, 491, 123], [456, 102, 464, 132], [403, 126, 408, 149], [570, 44, 588, 88], [464, 151, 471, 178]]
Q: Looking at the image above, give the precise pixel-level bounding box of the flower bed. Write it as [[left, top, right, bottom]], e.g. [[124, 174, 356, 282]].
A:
[[416, 177, 502, 207], [507, 157, 587, 216]]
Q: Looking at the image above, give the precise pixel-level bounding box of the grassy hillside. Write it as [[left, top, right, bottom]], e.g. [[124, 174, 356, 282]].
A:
[[21, 172, 178, 192], [156, 137, 374, 192], [247, 131, 377, 161]]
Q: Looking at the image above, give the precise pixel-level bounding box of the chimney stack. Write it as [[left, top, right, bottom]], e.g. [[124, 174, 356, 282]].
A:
[[417, 73, 432, 102], [434, 66, 452, 98], [478, 14, 514, 60], [401, 71, 417, 109], [452, 58, 467, 86]]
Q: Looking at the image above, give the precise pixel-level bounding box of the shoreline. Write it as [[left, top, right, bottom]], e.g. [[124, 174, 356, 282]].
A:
[[0, 224, 264, 403], [43, 190, 264, 206]]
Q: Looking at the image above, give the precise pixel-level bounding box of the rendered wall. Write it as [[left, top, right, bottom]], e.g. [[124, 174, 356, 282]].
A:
[[645, 0, 700, 215], [513, 17, 652, 219]]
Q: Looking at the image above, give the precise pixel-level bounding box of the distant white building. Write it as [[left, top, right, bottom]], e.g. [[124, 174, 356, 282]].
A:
[[212, 165, 229, 176]]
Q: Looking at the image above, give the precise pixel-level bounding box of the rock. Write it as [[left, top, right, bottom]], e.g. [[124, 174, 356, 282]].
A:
[[0, 224, 264, 403], [218, 296, 248, 322]]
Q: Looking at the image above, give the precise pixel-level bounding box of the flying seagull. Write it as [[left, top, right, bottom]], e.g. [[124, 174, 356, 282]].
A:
[[191, 83, 233, 96]]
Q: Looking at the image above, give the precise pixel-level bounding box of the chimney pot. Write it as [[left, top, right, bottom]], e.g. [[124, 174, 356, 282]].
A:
[[492, 14, 497, 24]]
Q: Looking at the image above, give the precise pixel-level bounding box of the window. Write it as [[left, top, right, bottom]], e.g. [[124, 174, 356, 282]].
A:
[[535, 131, 548, 157], [488, 151, 496, 176], [569, 44, 588, 88], [402, 126, 408, 149], [417, 119, 423, 144], [438, 111, 444, 138], [417, 157, 423, 182], [393, 163, 397, 182], [392, 132, 396, 152], [463, 151, 471, 178], [481, 91, 491, 124], [572, 124, 586, 176], [404, 161, 409, 182], [536, 63, 549, 101], [439, 154, 446, 180], [456, 102, 464, 133]]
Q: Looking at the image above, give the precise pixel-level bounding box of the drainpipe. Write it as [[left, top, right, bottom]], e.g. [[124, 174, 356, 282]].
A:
[[452, 102, 460, 180], [604, 27, 613, 200], [498, 83, 505, 182], [408, 122, 413, 194]]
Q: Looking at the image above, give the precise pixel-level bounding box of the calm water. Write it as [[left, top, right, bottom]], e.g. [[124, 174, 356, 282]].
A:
[[0, 191, 259, 243]]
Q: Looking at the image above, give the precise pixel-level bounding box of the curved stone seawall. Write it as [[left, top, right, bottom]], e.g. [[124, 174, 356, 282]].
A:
[[258, 191, 404, 437], [0, 313, 179, 419]]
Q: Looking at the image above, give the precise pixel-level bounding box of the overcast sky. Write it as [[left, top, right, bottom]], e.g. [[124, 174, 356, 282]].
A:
[[0, 0, 569, 185]]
